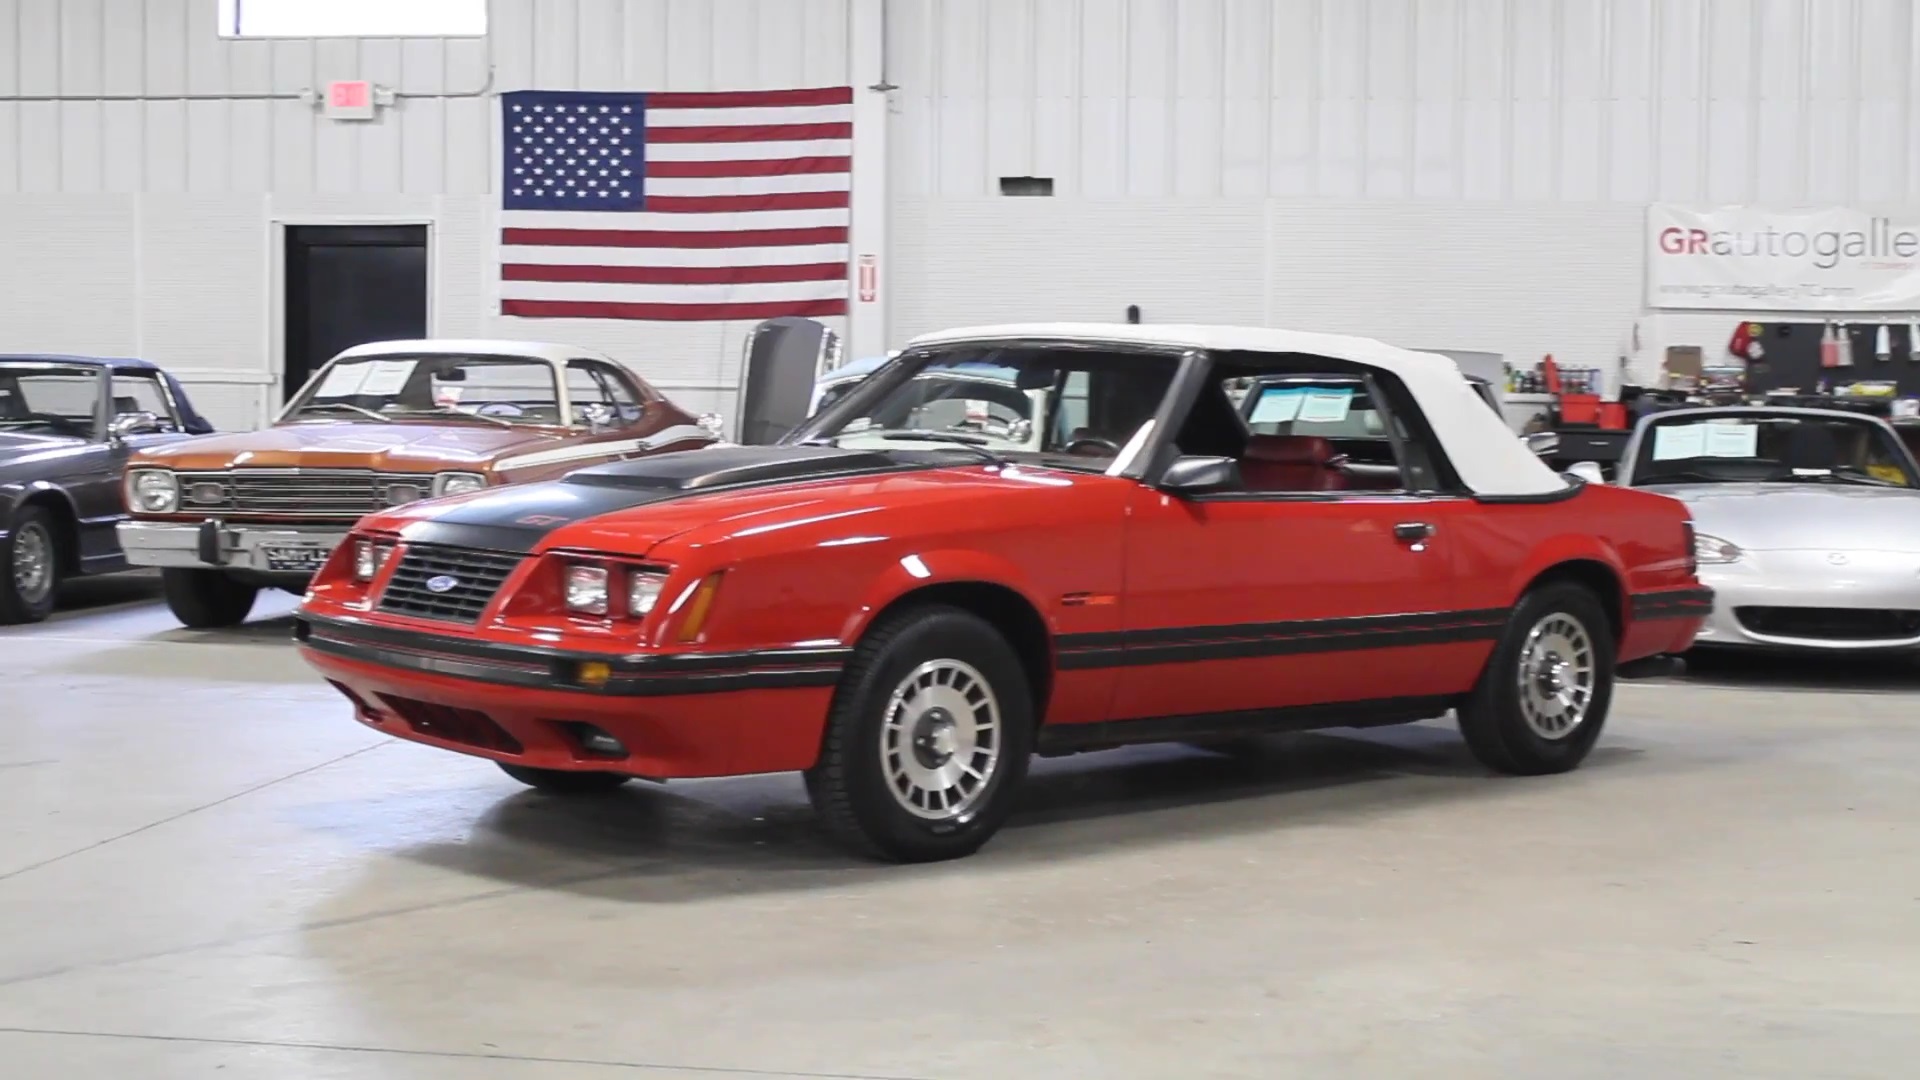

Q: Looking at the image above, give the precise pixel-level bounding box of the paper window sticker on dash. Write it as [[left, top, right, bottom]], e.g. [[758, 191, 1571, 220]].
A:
[[314, 363, 373, 398], [357, 360, 420, 397], [1703, 422, 1758, 457], [1248, 388, 1306, 424], [434, 383, 465, 406], [1296, 389, 1355, 424], [1651, 423, 1708, 460]]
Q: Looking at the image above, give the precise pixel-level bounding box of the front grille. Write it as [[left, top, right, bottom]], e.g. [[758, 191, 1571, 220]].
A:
[[377, 544, 524, 623], [174, 468, 427, 518], [1734, 606, 1920, 641], [376, 694, 523, 754]]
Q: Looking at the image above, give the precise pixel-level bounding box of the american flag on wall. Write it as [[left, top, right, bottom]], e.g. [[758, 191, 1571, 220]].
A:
[[498, 86, 852, 322]]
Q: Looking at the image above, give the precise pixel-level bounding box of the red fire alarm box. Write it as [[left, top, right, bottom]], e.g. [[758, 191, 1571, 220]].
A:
[[325, 80, 376, 121]]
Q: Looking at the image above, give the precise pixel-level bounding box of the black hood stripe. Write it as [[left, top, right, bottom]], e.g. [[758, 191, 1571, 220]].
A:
[[394, 445, 942, 554]]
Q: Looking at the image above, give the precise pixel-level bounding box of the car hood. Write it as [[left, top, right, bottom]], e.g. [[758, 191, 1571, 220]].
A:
[[0, 430, 86, 461], [130, 421, 563, 472], [1640, 481, 1920, 551], [372, 444, 1102, 555]]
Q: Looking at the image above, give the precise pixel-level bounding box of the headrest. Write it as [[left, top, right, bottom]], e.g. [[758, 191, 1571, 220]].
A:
[[1245, 434, 1335, 466]]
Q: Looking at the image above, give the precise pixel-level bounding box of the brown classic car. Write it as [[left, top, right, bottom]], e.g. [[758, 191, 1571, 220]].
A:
[[116, 339, 716, 628]]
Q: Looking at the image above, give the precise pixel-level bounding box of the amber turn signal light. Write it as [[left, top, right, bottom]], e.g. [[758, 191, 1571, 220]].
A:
[[676, 573, 724, 643]]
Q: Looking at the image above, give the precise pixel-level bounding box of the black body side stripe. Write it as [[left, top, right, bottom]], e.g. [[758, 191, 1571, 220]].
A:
[[1055, 608, 1508, 671], [295, 614, 848, 697], [1630, 587, 1715, 620]]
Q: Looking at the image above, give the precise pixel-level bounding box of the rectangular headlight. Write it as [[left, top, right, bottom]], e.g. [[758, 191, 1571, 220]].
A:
[[129, 469, 179, 513], [564, 564, 609, 615], [627, 570, 668, 616], [432, 472, 488, 498]]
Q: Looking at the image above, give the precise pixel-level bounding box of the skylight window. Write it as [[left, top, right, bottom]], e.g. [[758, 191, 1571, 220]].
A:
[[218, 0, 488, 38]]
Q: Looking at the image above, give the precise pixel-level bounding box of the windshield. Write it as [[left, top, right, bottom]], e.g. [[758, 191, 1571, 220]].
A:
[[1629, 413, 1918, 488], [794, 347, 1177, 472], [0, 364, 99, 438], [287, 354, 562, 426]]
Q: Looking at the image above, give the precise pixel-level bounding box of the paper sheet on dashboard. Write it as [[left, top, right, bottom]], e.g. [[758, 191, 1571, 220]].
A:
[[1248, 388, 1305, 424], [1650, 423, 1708, 459], [313, 364, 372, 398], [356, 359, 419, 397], [1702, 421, 1758, 457], [1296, 389, 1354, 423]]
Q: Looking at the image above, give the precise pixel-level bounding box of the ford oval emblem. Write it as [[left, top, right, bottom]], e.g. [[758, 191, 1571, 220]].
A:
[[425, 574, 460, 593]]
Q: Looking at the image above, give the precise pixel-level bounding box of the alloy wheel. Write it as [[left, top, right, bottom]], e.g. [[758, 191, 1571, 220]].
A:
[[1515, 611, 1596, 740], [11, 521, 52, 604], [878, 658, 1004, 822]]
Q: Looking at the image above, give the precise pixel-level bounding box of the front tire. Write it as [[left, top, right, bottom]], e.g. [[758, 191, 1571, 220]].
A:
[[1457, 582, 1615, 775], [497, 762, 633, 794], [804, 605, 1035, 863], [160, 568, 260, 629], [0, 505, 60, 625]]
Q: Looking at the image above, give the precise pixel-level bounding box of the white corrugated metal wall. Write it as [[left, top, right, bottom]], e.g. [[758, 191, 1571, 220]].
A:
[[0, 0, 1917, 426], [886, 0, 1920, 393], [0, 0, 854, 428]]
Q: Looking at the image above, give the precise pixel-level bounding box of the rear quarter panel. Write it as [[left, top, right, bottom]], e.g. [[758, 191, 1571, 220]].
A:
[[1450, 483, 1701, 661]]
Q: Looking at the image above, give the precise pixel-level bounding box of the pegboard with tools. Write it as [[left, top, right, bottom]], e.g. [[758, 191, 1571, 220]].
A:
[[1725, 319, 1920, 394]]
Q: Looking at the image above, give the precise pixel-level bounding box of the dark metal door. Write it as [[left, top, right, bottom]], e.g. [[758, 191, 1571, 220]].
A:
[[283, 225, 429, 403], [736, 317, 839, 445]]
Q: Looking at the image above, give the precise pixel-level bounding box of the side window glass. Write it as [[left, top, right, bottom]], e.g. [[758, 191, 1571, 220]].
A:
[[111, 373, 181, 431], [566, 360, 643, 425]]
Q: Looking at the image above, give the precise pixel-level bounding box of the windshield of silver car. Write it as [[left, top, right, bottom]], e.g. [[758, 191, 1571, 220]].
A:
[[793, 347, 1178, 471], [1629, 413, 1917, 488], [286, 355, 562, 426], [0, 364, 100, 438]]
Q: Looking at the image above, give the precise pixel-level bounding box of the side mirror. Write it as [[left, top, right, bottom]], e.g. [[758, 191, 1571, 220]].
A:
[[108, 411, 162, 441], [1522, 431, 1560, 459], [1159, 455, 1241, 495], [1566, 461, 1607, 484]]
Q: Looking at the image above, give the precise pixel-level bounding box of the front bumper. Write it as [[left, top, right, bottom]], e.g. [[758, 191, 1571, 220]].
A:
[[117, 519, 349, 574], [1693, 549, 1920, 651], [294, 613, 848, 779]]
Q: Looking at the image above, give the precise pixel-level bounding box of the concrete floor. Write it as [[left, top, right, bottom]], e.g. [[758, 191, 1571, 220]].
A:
[[3, 575, 1919, 1079]]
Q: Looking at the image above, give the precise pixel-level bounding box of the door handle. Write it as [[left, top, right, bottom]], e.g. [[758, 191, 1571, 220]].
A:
[[1393, 522, 1434, 542]]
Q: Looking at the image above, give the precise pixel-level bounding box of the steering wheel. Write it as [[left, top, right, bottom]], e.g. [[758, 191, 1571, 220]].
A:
[[476, 403, 526, 417], [1064, 436, 1122, 456]]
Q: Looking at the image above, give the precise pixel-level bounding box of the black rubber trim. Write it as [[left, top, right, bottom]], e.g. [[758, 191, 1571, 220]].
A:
[[1471, 476, 1587, 504], [1036, 694, 1456, 755], [1629, 587, 1715, 620], [1054, 608, 1509, 670], [294, 613, 848, 696]]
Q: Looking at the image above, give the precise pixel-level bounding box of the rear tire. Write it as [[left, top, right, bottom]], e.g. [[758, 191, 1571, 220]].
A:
[[160, 568, 260, 629], [0, 505, 60, 625], [1457, 581, 1615, 775], [497, 762, 633, 794], [804, 605, 1035, 863]]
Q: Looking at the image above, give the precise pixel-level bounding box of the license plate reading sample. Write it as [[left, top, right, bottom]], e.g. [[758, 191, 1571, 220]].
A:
[[264, 545, 331, 572]]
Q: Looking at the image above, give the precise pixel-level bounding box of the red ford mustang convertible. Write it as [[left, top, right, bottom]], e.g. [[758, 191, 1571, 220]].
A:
[[295, 324, 1710, 862]]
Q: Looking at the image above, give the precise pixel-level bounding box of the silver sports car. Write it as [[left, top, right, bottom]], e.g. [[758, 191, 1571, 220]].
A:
[[1608, 405, 1920, 653]]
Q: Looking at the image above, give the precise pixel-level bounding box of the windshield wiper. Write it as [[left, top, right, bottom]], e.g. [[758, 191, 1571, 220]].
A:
[[297, 401, 392, 423], [388, 406, 514, 428], [874, 430, 1007, 465]]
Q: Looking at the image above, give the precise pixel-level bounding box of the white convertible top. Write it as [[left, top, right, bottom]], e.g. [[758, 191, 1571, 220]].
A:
[[907, 322, 1565, 498], [333, 339, 618, 365]]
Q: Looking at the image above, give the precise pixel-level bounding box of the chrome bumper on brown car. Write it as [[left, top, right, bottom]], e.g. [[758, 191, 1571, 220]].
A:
[[116, 520, 350, 575]]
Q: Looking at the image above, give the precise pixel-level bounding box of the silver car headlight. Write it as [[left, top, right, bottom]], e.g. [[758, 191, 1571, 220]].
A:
[[432, 471, 488, 497], [1694, 532, 1743, 565], [128, 469, 179, 513]]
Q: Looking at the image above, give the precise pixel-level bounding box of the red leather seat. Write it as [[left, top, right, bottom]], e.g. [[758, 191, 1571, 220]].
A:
[[1239, 435, 1347, 492]]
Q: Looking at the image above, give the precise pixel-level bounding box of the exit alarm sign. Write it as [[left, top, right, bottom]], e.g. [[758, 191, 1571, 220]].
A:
[[324, 80, 376, 121]]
